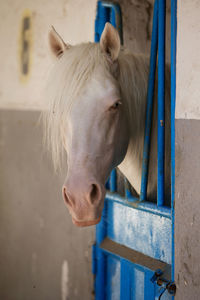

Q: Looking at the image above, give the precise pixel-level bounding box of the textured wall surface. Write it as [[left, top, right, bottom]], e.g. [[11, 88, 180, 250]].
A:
[[116, 0, 171, 60], [0, 0, 96, 110], [175, 120, 200, 299], [0, 1, 97, 298], [175, 1, 200, 298], [176, 0, 200, 119], [0, 110, 94, 300]]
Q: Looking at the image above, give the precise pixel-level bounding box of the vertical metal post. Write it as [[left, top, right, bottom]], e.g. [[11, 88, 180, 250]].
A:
[[110, 169, 117, 192], [95, 1, 110, 42], [140, 0, 158, 201], [95, 203, 107, 300], [171, 0, 177, 284], [157, 0, 166, 206]]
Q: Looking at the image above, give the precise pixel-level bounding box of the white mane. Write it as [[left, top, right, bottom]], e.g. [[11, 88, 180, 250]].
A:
[[118, 50, 149, 160], [44, 42, 149, 172], [44, 43, 109, 170]]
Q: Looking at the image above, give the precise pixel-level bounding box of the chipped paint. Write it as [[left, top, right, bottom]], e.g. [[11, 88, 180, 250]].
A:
[[18, 10, 33, 83], [61, 260, 69, 300], [31, 252, 37, 276]]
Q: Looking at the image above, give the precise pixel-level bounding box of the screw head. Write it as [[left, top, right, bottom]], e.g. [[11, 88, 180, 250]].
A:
[[167, 283, 176, 295]]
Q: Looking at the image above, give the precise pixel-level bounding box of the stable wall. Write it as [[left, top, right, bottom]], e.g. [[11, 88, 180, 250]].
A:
[[0, 0, 97, 110], [175, 1, 200, 299], [0, 1, 96, 299], [0, 110, 94, 300]]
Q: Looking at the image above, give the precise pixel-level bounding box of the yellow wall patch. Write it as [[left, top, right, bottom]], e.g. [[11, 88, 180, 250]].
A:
[[19, 10, 32, 83]]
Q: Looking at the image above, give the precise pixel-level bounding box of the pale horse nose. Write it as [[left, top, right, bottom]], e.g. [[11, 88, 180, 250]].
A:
[[62, 182, 102, 208]]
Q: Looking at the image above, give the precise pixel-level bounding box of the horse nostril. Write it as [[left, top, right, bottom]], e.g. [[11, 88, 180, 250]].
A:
[[89, 183, 101, 205], [63, 187, 73, 207]]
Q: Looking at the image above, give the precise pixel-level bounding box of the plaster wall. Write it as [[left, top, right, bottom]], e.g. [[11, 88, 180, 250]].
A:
[[0, 111, 95, 300], [0, 0, 96, 110], [175, 0, 200, 298], [0, 1, 97, 299], [176, 0, 200, 120]]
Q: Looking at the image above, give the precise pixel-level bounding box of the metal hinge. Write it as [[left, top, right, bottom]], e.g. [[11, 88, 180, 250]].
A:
[[151, 269, 176, 299]]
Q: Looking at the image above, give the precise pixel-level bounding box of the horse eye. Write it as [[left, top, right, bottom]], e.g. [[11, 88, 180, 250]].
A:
[[110, 101, 122, 111]]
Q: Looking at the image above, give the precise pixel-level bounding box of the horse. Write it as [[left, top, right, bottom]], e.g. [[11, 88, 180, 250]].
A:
[[44, 23, 171, 227]]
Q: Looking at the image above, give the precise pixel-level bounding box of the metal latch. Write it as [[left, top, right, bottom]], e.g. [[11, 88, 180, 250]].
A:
[[151, 269, 176, 299]]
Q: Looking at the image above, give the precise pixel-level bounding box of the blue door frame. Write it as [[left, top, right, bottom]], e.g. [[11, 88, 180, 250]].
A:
[[93, 1, 177, 299]]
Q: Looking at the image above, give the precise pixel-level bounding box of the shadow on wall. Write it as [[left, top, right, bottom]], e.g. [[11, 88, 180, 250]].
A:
[[0, 110, 95, 300]]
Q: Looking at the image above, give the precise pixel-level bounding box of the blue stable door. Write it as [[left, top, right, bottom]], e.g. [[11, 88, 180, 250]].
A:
[[93, 1, 177, 299]]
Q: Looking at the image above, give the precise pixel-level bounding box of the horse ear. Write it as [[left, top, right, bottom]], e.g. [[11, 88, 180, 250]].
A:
[[100, 23, 120, 61], [49, 26, 70, 58]]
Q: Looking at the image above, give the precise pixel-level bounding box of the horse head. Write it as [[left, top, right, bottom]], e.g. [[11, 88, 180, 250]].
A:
[[46, 23, 130, 226]]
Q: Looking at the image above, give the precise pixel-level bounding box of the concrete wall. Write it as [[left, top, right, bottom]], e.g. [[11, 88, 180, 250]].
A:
[[0, 1, 97, 299], [175, 1, 200, 299], [0, 0, 96, 110], [176, 0, 200, 120], [0, 110, 94, 300]]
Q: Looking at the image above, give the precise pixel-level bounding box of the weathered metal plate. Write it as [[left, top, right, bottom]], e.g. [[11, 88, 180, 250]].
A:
[[106, 196, 172, 264], [95, 238, 172, 300]]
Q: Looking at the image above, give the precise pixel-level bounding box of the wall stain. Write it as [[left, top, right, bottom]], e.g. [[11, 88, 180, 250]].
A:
[[145, 1, 152, 40]]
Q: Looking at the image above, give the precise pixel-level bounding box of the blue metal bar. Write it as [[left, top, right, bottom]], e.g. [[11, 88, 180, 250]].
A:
[[140, 0, 158, 202], [95, 1, 110, 42], [125, 188, 132, 198], [120, 259, 131, 299], [171, 0, 177, 284], [102, 1, 123, 44], [95, 1, 123, 44], [106, 192, 171, 219], [95, 201, 107, 300], [110, 169, 117, 192], [95, 248, 106, 299], [157, 0, 166, 206]]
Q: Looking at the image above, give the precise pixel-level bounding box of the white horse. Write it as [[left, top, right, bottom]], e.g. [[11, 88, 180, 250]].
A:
[[44, 23, 170, 227]]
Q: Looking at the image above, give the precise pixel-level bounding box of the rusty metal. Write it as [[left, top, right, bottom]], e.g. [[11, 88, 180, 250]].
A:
[[151, 269, 176, 298], [166, 282, 176, 295]]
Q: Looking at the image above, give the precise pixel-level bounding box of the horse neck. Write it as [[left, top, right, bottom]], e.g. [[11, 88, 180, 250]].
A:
[[117, 50, 150, 194]]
